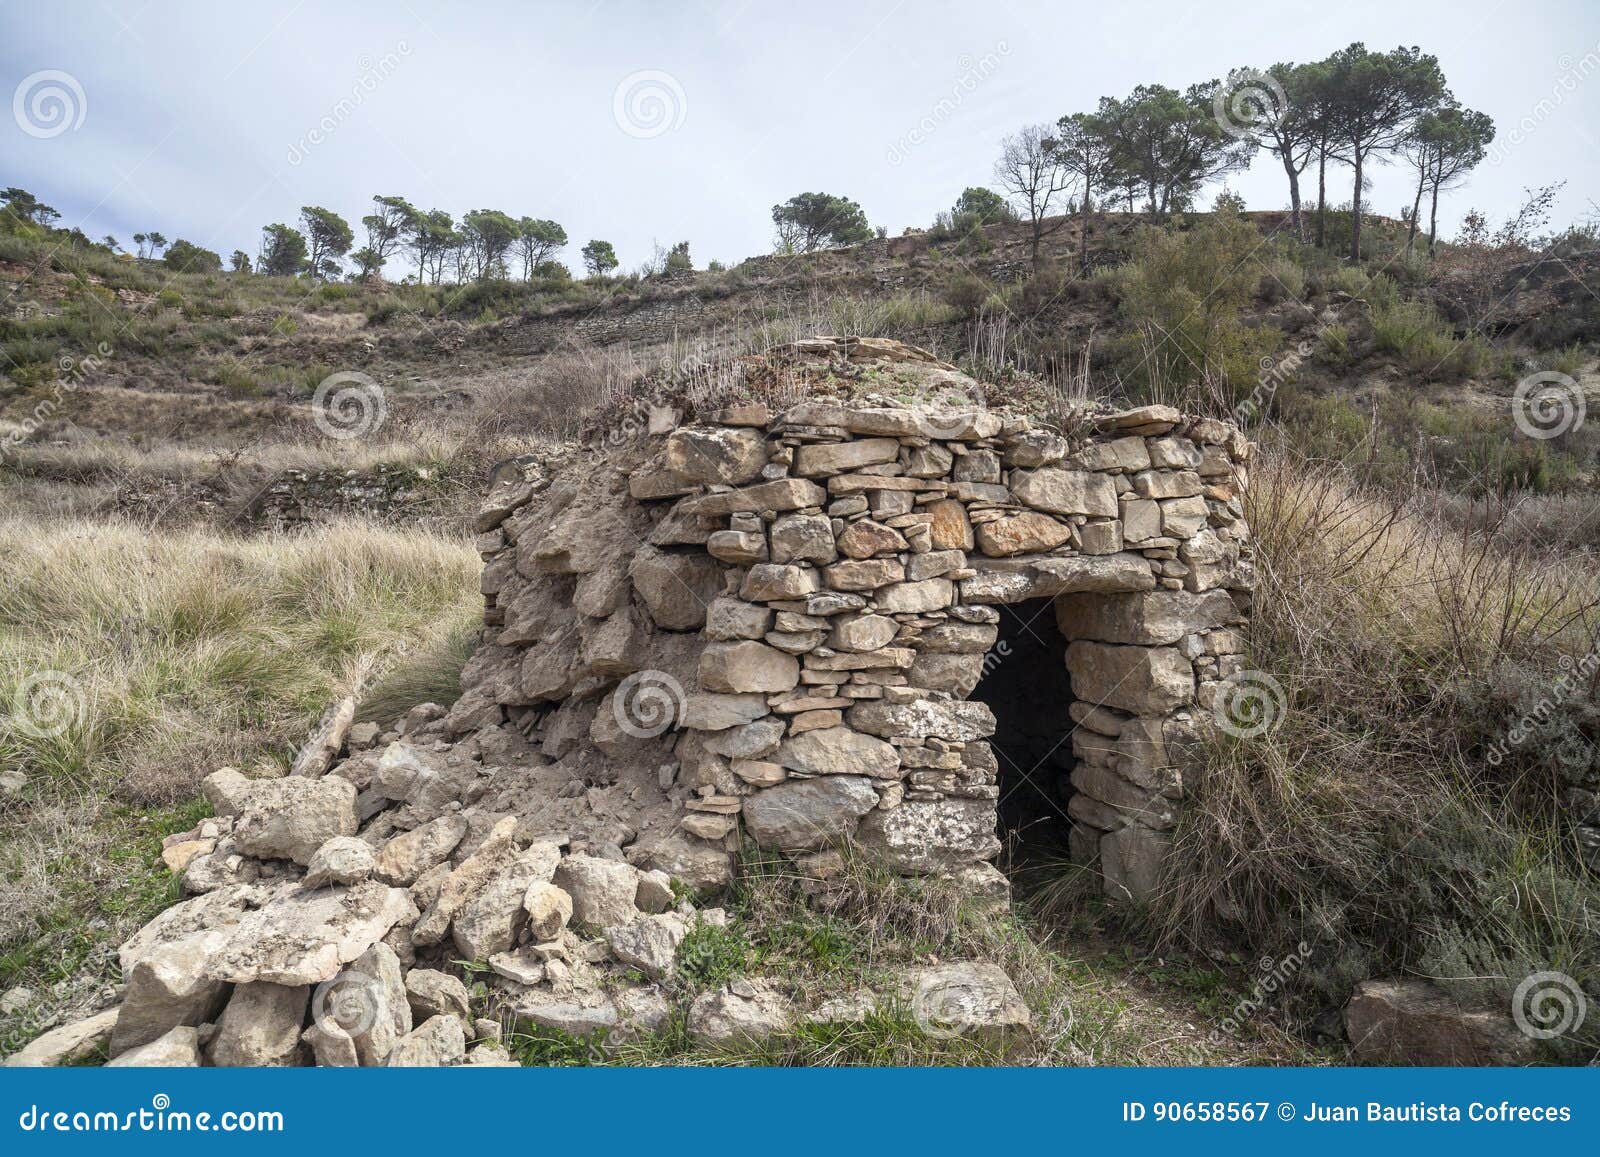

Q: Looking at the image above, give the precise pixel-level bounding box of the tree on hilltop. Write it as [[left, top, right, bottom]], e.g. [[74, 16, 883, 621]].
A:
[[581, 239, 618, 277], [259, 223, 308, 277], [771, 192, 873, 253], [299, 206, 353, 280], [994, 125, 1074, 270], [517, 217, 568, 280]]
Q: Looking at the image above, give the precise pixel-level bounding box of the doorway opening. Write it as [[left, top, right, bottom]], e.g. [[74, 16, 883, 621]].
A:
[[970, 597, 1076, 872]]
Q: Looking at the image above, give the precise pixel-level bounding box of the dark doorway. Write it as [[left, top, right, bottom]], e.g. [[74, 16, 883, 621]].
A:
[[970, 597, 1077, 871]]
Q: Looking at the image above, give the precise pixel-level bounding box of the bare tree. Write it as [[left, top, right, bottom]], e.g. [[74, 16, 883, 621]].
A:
[[994, 124, 1076, 270]]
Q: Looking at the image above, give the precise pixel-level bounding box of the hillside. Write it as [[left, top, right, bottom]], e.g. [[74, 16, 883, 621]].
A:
[[3, 205, 1600, 1068]]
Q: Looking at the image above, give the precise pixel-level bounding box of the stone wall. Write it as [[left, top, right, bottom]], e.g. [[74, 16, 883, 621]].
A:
[[459, 338, 1254, 900]]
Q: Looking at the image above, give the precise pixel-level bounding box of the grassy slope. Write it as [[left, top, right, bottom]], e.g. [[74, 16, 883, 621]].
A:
[[0, 518, 480, 1008]]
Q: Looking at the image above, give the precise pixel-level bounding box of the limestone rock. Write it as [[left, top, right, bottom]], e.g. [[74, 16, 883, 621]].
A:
[[665, 425, 766, 485], [405, 969, 472, 1023], [4, 1008, 119, 1067], [372, 814, 469, 886], [769, 514, 837, 565], [523, 882, 575, 941], [825, 558, 905, 591], [634, 869, 675, 914], [451, 842, 563, 960], [675, 478, 827, 517], [1098, 825, 1171, 900], [631, 546, 722, 630], [901, 962, 1031, 1043], [207, 982, 309, 1066], [704, 598, 774, 641], [848, 699, 996, 742], [687, 982, 793, 1043], [742, 776, 879, 850], [1065, 642, 1194, 714], [207, 880, 416, 987], [926, 499, 974, 551], [107, 1025, 201, 1067], [233, 775, 359, 866], [604, 912, 688, 980], [740, 563, 820, 601], [875, 578, 954, 613], [291, 697, 356, 778], [856, 798, 1001, 870], [699, 641, 800, 694], [776, 726, 901, 779], [975, 512, 1073, 557], [554, 855, 641, 929], [1056, 589, 1241, 646], [829, 613, 898, 653], [303, 835, 374, 888], [837, 520, 909, 559], [1011, 468, 1118, 517], [113, 929, 233, 1055], [386, 1014, 467, 1067], [680, 692, 769, 730], [794, 437, 900, 477]]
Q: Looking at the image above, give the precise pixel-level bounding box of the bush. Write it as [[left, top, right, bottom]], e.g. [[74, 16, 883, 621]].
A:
[[1154, 453, 1600, 1059]]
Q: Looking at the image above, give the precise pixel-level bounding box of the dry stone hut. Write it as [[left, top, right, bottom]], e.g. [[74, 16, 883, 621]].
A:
[[456, 337, 1255, 902]]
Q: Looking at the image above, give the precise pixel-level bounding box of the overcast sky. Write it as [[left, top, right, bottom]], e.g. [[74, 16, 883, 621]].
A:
[[4, 0, 1597, 275]]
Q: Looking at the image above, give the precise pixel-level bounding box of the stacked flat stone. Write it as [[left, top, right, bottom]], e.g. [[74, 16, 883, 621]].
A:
[[468, 360, 1253, 902]]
